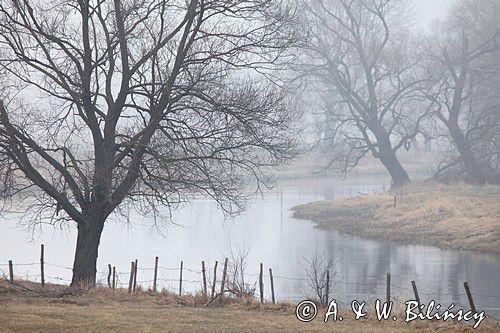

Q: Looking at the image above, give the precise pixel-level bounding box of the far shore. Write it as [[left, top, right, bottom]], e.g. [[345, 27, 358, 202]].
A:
[[292, 182, 500, 254]]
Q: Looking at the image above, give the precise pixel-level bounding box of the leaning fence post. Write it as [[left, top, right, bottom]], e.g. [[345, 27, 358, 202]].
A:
[[153, 256, 159, 293], [179, 260, 183, 296], [219, 258, 228, 305], [464, 282, 478, 318], [107, 264, 112, 289], [211, 261, 218, 300], [112, 266, 116, 291], [259, 263, 264, 304], [201, 261, 208, 300], [128, 261, 135, 293], [8, 260, 13, 283], [133, 259, 138, 292], [325, 270, 330, 306], [40, 244, 45, 288], [411, 281, 421, 313], [386, 273, 391, 304], [269, 268, 276, 304]]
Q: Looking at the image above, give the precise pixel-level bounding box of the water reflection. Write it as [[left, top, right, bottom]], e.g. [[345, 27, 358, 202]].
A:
[[0, 175, 499, 318]]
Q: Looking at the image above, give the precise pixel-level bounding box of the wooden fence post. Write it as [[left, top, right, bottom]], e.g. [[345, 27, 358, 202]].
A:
[[153, 256, 159, 293], [269, 268, 276, 304], [107, 264, 112, 289], [179, 260, 183, 296], [211, 261, 218, 300], [325, 270, 330, 306], [40, 244, 45, 288], [393, 195, 397, 207], [133, 259, 138, 292], [386, 273, 391, 304], [128, 261, 135, 293], [464, 282, 478, 317], [259, 263, 264, 304], [219, 258, 228, 305], [411, 281, 421, 313], [201, 261, 207, 300], [112, 266, 116, 291], [8, 260, 13, 283]]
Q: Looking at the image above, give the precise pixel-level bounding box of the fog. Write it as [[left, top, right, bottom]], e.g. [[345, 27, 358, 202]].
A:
[[417, 0, 456, 26], [0, 0, 499, 327]]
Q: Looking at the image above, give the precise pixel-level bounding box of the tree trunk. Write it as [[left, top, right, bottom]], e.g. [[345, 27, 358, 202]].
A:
[[448, 124, 486, 185], [71, 220, 105, 287], [379, 149, 411, 187], [370, 122, 411, 187]]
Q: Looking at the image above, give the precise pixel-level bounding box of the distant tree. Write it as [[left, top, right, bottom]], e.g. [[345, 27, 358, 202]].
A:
[[426, 0, 500, 184], [0, 0, 300, 286], [299, 0, 430, 187]]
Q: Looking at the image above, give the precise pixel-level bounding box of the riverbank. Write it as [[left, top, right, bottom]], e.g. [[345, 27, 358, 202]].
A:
[[292, 182, 500, 254], [1, 280, 498, 332]]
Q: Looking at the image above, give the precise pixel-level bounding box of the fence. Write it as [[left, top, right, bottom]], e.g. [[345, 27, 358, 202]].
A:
[[2, 244, 500, 315]]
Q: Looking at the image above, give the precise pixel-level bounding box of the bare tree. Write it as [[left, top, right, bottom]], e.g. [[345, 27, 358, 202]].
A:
[[426, 0, 500, 184], [299, 0, 430, 187], [0, 0, 300, 286], [225, 245, 256, 299], [302, 253, 337, 306]]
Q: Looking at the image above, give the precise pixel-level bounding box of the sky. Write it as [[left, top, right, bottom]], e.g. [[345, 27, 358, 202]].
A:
[[414, 0, 457, 28]]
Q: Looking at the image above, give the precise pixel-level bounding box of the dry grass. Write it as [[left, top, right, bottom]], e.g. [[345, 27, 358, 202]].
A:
[[1, 280, 499, 332], [292, 182, 500, 254]]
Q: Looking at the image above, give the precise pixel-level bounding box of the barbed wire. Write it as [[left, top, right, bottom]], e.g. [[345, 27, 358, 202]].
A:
[[3, 260, 500, 304], [45, 263, 73, 270], [0, 262, 38, 266]]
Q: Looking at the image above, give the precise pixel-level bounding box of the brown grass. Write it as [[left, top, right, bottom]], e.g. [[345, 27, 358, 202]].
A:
[[292, 182, 500, 254], [1, 280, 499, 332]]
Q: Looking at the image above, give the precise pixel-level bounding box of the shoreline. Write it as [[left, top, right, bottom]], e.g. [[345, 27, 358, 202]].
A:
[[291, 182, 500, 255]]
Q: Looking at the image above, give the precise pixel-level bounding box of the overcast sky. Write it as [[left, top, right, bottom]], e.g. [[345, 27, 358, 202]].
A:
[[415, 0, 456, 28]]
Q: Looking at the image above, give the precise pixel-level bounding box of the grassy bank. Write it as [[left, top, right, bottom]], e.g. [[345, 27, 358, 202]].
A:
[[1, 280, 498, 332], [292, 182, 500, 254]]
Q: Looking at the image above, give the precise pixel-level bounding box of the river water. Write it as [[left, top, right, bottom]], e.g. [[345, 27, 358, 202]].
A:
[[1, 175, 499, 319]]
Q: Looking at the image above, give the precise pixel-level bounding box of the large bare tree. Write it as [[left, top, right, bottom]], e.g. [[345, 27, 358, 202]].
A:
[[426, 0, 500, 184], [299, 0, 430, 187], [0, 0, 299, 286]]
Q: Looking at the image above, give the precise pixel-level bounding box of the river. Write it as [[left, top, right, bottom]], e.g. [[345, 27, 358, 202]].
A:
[[1, 175, 499, 319]]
